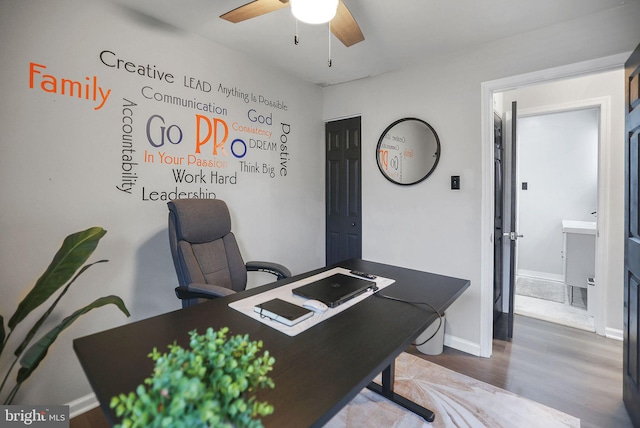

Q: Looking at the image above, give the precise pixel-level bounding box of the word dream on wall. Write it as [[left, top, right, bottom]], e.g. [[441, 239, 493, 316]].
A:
[[27, 49, 295, 202]]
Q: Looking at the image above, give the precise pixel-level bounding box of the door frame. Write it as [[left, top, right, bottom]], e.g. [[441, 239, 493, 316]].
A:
[[479, 52, 629, 357]]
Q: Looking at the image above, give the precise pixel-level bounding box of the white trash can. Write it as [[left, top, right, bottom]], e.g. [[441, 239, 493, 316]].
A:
[[416, 314, 445, 355]]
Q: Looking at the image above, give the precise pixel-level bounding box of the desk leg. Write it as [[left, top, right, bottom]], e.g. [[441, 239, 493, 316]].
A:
[[366, 361, 436, 423]]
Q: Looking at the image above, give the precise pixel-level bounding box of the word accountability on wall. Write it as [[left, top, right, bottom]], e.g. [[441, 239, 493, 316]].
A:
[[118, 98, 138, 194], [29, 62, 111, 110]]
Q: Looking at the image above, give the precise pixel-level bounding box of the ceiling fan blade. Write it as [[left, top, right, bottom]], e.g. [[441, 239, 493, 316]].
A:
[[331, 0, 364, 47], [220, 0, 289, 23]]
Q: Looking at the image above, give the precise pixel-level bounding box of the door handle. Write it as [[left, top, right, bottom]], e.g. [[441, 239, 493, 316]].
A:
[[503, 232, 523, 241]]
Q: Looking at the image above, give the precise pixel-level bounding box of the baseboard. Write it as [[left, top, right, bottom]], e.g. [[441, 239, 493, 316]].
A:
[[444, 333, 481, 357], [517, 269, 564, 283], [67, 393, 99, 419], [605, 327, 623, 341]]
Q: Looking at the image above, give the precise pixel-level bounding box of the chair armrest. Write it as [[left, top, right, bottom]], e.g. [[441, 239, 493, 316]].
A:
[[246, 261, 292, 280], [175, 284, 236, 300]]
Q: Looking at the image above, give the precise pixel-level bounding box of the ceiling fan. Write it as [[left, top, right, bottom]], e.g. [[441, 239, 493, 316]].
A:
[[220, 0, 365, 47]]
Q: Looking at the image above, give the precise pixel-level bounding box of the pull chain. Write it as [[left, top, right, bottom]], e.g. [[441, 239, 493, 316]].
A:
[[328, 21, 332, 67], [294, 19, 299, 45]]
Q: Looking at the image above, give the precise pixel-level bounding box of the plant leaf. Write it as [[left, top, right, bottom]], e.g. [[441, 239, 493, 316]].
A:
[[13, 260, 108, 358], [0, 315, 5, 355], [17, 295, 130, 383], [8, 227, 106, 330]]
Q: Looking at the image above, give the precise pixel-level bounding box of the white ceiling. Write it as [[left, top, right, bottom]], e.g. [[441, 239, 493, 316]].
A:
[[111, 0, 628, 87]]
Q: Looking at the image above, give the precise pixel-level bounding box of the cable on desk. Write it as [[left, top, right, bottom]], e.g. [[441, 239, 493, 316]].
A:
[[374, 293, 443, 346]]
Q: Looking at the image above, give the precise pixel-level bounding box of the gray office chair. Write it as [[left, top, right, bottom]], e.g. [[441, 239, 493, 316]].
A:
[[168, 198, 291, 307]]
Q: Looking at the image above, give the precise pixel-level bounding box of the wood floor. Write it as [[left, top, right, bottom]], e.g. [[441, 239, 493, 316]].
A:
[[409, 314, 633, 428], [71, 315, 632, 427]]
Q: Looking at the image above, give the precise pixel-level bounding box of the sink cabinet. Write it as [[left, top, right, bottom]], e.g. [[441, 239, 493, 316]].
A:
[[562, 220, 596, 314]]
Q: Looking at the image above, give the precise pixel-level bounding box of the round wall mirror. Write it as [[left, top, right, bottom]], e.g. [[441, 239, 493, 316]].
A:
[[376, 117, 441, 185]]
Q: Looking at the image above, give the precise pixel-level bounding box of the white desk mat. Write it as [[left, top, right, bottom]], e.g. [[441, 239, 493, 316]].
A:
[[228, 267, 395, 336]]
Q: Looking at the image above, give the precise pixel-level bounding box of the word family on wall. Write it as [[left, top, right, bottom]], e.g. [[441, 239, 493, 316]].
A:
[[28, 49, 295, 202]]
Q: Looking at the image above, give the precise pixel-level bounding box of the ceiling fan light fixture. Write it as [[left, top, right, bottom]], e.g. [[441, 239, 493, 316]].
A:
[[290, 0, 339, 25]]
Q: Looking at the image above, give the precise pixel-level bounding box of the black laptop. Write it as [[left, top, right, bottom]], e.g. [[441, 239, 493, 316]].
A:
[[292, 273, 377, 308]]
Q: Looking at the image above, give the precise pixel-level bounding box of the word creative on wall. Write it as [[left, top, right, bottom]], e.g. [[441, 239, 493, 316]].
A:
[[26, 49, 295, 202]]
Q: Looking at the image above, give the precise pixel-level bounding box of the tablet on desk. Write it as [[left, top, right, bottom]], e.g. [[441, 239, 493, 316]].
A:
[[254, 298, 314, 327]]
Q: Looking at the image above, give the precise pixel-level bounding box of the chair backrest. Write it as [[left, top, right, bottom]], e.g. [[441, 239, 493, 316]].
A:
[[167, 199, 248, 304]]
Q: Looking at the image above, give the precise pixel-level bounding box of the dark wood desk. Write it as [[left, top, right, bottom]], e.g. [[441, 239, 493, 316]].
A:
[[74, 259, 469, 427]]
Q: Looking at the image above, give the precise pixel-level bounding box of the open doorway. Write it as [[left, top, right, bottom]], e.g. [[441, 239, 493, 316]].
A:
[[496, 80, 618, 338], [511, 107, 599, 332], [479, 54, 628, 357]]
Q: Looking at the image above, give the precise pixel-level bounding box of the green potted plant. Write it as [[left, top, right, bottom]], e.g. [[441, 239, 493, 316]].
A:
[[0, 226, 130, 404], [110, 327, 276, 428]]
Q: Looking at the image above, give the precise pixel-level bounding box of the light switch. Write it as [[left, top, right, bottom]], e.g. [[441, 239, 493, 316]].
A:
[[451, 175, 460, 190]]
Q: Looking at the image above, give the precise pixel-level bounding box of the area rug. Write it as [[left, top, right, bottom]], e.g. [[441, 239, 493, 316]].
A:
[[325, 352, 580, 427], [516, 277, 566, 304]]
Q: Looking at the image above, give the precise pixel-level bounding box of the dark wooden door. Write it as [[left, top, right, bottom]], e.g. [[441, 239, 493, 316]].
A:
[[325, 117, 362, 265], [493, 112, 504, 324], [623, 44, 640, 427], [506, 101, 520, 339]]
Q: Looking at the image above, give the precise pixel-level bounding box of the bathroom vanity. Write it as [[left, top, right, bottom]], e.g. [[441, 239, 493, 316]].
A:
[[562, 220, 596, 315]]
